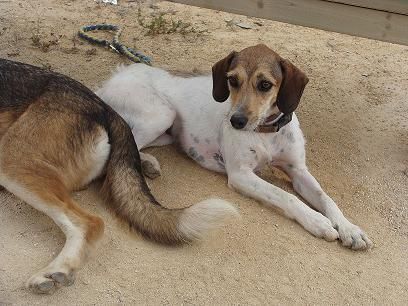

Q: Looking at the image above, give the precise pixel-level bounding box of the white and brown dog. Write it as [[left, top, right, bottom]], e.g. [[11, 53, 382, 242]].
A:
[[97, 44, 372, 250]]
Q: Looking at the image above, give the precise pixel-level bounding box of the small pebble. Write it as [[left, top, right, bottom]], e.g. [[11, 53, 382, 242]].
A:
[[236, 22, 254, 29]]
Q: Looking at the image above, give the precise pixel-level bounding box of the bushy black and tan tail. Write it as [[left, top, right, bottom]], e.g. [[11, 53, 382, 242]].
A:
[[102, 114, 238, 244]]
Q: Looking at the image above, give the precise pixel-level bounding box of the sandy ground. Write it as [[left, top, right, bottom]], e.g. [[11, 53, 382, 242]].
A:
[[0, 0, 407, 304]]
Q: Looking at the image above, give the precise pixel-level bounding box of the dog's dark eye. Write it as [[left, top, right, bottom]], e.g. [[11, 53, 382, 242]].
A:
[[258, 80, 272, 92], [228, 76, 239, 88]]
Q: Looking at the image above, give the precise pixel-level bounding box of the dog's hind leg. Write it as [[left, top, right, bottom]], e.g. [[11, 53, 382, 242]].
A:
[[0, 108, 107, 293], [98, 78, 176, 178], [147, 133, 173, 147], [131, 105, 176, 179], [139, 133, 174, 179], [140, 152, 162, 179], [138, 127, 174, 179], [1, 172, 104, 293], [131, 105, 175, 150]]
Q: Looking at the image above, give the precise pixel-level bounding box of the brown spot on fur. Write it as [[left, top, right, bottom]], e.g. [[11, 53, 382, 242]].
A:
[[230, 44, 282, 78], [84, 214, 104, 243]]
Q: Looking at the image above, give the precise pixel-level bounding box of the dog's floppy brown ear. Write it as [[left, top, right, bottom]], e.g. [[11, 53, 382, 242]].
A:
[[276, 59, 309, 114], [212, 51, 236, 102]]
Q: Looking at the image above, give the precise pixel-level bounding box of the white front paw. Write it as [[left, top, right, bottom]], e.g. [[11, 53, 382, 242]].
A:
[[335, 221, 372, 250], [303, 211, 339, 241]]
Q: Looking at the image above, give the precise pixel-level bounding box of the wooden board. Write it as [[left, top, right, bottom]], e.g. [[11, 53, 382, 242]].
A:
[[169, 0, 408, 45], [325, 0, 408, 15]]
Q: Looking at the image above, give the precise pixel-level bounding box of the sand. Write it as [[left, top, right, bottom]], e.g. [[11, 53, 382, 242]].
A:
[[0, 0, 407, 304]]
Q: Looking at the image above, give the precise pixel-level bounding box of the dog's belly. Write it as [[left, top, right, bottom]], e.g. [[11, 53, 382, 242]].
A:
[[178, 132, 226, 173]]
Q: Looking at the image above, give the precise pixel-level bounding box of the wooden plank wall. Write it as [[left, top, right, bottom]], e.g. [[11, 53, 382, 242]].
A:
[[169, 0, 408, 45], [325, 0, 408, 15]]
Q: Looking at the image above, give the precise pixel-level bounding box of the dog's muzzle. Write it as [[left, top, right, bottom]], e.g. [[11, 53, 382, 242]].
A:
[[256, 112, 293, 133]]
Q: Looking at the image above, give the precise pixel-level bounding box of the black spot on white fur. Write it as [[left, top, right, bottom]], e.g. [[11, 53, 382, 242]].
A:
[[188, 147, 204, 163], [196, 155, 205, 162], [287, 132, 295, 143], [188, 147, 198, 159], [271, 135, 277, 145], [213, 152, 225, 170]]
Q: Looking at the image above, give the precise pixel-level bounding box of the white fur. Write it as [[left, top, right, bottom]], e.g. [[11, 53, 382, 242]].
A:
[[97, 64, 372, 250], [81, 130, 111, 186], [178, 198, 239, 241]]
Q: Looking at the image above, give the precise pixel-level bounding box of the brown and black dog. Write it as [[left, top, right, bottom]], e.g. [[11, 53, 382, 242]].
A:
[[0, 59, 236, 293]]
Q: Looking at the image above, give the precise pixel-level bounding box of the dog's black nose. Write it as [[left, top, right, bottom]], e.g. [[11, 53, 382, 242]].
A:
[[230, 114, 248, 129]]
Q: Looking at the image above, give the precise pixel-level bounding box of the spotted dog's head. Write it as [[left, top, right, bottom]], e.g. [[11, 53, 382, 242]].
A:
[[212, 44, 309, 132]]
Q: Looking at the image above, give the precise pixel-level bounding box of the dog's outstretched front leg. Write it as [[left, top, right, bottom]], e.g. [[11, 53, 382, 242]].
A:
[[280, 164, 372, 250], [227, 168, 339, 241], [293, 169, 373, 250]]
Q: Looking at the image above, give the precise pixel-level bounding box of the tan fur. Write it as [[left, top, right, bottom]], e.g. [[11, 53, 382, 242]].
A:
[[0, 110, 21, 139], [167, 68, 205, 78], [212, 44, 308, 131], [227, 64, 280, 125], [0, 101, 106, 244], [1, 105, 106, 191]]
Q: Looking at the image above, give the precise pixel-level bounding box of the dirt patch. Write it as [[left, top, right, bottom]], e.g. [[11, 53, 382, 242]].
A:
[[0, 0, 407, 304]]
